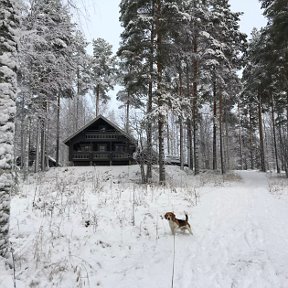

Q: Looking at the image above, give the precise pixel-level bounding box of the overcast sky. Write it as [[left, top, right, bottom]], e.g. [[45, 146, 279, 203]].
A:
[[76, 0, 267, 53]]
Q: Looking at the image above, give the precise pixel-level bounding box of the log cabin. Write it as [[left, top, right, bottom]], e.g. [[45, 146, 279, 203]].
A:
[[64, 115, 137, 166]]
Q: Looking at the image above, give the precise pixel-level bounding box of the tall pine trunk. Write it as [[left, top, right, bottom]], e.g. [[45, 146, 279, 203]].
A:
[[212, 73, 217, 170], [75, 67, 80, 131], [186, 64, 193, 170], [285, 90, 288, 177], [258, 91, 266, 172], [156, 0, 165, 184], [125, 93, 130, 133], [56, 93, 60, 166], [224, 99, 230, 170], [219, 88, 225, 174], [156, 1, 165, 184], [179, 71, 184, 170], [166, 120, 171, 155], [35, 120, 40, 173], [271, 97, 280, 173], [249, 107, 254, 169], [146, 0, 155, 182], [20, 93, 25, 169], [238, 104, 243, 170], [96, 84, 100, 116], [192, 44, 199, 175], [279, 126, 288, 177], [40, 101, 47, 171]]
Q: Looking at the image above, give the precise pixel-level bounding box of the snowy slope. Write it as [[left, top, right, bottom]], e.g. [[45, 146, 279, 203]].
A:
[[1, 166, 288, 288]]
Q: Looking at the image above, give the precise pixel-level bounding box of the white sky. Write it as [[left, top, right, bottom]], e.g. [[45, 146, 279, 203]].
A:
[[76, 0, 267, 53], [229, 0, 267, 38]]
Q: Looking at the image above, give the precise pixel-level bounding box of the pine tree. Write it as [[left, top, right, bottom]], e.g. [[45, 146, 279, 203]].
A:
[[91, 38, 116, 116], [73, 30, 91, 131], [119, 0, 156, 183], [180, 0, 212, 175], [0, 0, 19, 258]]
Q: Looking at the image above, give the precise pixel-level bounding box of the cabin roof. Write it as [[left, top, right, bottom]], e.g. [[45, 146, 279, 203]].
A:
[[63, 114, 137, 145]]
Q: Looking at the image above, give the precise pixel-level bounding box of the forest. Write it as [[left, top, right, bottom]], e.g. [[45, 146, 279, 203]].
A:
[[2, 0, 287, 182]]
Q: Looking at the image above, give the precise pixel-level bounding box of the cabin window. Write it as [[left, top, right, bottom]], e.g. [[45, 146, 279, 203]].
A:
[[98, 144, 107, 152], [81, 144, 90, 152], [115, 144, 125, 152]]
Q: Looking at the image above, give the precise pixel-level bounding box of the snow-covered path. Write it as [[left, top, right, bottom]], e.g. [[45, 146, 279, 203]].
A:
[[175, 171, 288, 288]]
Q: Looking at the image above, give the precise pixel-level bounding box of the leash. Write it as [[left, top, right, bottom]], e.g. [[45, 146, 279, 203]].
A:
[[171, 233, 176, 288]]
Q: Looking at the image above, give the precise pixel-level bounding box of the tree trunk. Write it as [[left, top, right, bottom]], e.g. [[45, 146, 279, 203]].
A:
[[185, 64, 193, 170], [166, 119, 171, 155], [20, 93, 25, 169], [285, 90, 288, 177], [179, 118, 184, 170], [146, 0, 155, 182], [24, 117, 31, 179], [224, 99, 230, 170], [96, 84, 100, 116], [56, 94, 60, 166], [40, 102, 47, 171], [271, 97, 280, 173], [239, 127, 243, 170], [212, 74, 217, 170], [179, 71, 184, 170], [238, 105, 243, 170], [219, 88, 225, 174], [125, 93, 130, 133], [249, 107, 254, 169], [258, 91, 266, 172], [192, 33, 199, 175], [75, 67, 80, 131], [35, 120, 40, 173], [156, 0, 165, 184]]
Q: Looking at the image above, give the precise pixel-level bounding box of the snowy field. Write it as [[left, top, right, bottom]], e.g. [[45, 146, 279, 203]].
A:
[[1, 165, 288, 288]]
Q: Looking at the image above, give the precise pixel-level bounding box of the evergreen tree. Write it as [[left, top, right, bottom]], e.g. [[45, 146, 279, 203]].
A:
[[118, 0, 155, 182], [0, 0, 19, 258], [91, 38, 116, 116], [72, 30, 91, 131]]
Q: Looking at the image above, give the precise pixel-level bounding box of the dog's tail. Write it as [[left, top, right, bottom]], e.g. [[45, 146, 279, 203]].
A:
[[184, 211, 189, 221]]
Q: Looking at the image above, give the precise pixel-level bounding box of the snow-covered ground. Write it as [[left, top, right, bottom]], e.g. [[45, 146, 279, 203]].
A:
[[1, 166, 288, 287]]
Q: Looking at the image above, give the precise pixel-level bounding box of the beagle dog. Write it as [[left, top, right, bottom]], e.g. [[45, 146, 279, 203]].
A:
[[164, 212, 192, 235]]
